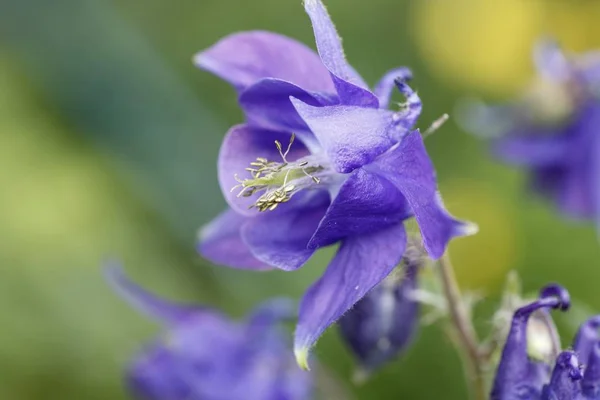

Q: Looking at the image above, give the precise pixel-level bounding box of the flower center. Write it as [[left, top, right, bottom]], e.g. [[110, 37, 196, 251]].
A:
[[232, 134, 335, 212]]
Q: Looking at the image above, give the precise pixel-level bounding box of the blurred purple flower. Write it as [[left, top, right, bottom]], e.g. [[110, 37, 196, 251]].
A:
[[195, 0, 475, 367], [491, 283, 600, 400], [467, 41, 600, 229], [106, 267, 312, 400], [338, 241, 424, 377]]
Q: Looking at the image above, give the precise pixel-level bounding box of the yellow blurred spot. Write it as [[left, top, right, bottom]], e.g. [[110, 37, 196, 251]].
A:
[[411, 0, 543, 96], [411, 0, 600, 97], [440, 180, 517, 293], [544, 2, 600, 52]]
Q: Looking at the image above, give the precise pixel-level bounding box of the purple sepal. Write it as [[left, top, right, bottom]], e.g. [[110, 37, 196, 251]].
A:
[[370, 131, 476, 259], [194, 30, 335, 93], [302, 0, 379, 108], [294, 223, 407, 365]]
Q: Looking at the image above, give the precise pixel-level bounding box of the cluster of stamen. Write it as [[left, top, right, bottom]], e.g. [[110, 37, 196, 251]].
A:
[[231, 134, 323, 212]]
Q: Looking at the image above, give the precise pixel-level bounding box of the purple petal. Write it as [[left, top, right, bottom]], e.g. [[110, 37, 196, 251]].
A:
[[493, 135, 569, 167], [218, 124, 309, 216], [373, 67, 413, 109], [392, 80, 423, 137], [559, 160, 596, 219], [105, 266, 198, 324], [577, 51, 600, 88], [308, 167, 410, 249], [170, 313, 243, 362], [291, 99, 396, 173], [294, 223, 407, 368], [197, 208, 272, 271], [572, 316, 600, 367], [530, 165, 564, 200], [195, 31, 335, 93], [582, 343, 600, 399], [128, 345, 191, 400], [591, 110, 600, 233], [369, 131, 477, 259], [239, 78, 337, 148], [554, 102, 600, 220], [533, 40, 572, 82], [541, 351, 583, 400], [303, 0, 378, 107], [241, 192, 330, 271], [169, 315, 250, 399], [246, 298, 297, 333]]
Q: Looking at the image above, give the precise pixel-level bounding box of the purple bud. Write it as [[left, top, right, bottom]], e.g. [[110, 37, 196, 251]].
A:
[[337, 243, 424, 375], [573, 316, 600, 367], [491, 283, 571, 400], [541, 351, 583, 400], [582, 342, 600, 399]]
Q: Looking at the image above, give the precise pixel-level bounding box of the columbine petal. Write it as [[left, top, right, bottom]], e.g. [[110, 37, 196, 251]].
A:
[[198, 208, 271, 271], [578, 51, 600, 88], [557, 102, 600, 220], [291, 98, 396, 173], [373, 67, 413, 109], [369, 131, 477, 259], [128, 345, 191, 400], [590, 107, 600, 232], [241, 192, 329, 271], [494, 135, 570, 167], [246, 298, 297, 331], [239, 78, 337, 147], [194, 31, 335, 93], [219, 124, 309, 215], [105, 265, 197, 324], [294, 223, 407, 369], [533, 40, 572, 82], [572, 316, 600, 367], [303, 0, 378, 107], [541, 351, 583, 400], [308, 168, 410, 249], [582, 343, 600, 399], [392, 80, 423, 137], [558, 131, 595, 219]]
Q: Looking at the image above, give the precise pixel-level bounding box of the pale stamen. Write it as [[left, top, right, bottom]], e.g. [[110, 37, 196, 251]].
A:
[[423, 114, 449, 138], [231, 134, 326, 212]]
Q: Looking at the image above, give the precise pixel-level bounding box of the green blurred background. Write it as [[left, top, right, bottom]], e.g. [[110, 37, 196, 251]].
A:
[[1, 0, 599, 399]]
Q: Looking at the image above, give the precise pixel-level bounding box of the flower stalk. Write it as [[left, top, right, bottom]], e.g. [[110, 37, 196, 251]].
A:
[[437, 252, 487, 400]]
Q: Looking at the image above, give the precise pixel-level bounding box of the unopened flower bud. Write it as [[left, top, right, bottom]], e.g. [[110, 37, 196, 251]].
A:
[[337, 243, 425, 379]]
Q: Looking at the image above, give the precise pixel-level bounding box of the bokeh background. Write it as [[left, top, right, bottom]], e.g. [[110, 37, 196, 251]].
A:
[[1, 0, 600, 398]]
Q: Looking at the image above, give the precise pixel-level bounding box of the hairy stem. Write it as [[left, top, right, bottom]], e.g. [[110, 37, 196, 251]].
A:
[[437, 252, 487, 400]]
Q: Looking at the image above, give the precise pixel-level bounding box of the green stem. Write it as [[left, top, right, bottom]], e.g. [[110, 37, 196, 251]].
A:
[[437, 252, 487, 400]]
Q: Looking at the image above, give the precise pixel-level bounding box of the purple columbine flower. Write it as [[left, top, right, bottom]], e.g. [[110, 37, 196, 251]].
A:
[[195, 0, 475, 367], [491, 283, 600, 400], [467, 41, 600, 230], [337, 240, 424, 378], [105, 267, 312, 400]]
